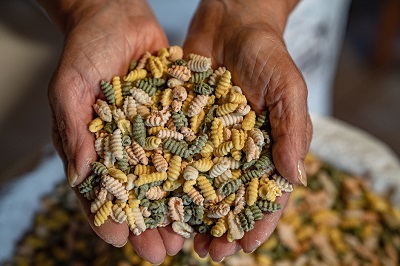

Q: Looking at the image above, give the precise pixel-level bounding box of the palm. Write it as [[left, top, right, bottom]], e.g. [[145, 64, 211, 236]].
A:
[[183, 2, 311, 261], [49, 7, 184, 264]]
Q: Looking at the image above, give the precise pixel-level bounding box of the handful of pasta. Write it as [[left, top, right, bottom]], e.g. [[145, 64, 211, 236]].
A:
[[81, 46, 293, 241]]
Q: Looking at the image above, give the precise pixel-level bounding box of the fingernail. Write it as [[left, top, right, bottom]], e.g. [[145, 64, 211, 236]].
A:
[[67, 161, 79, 187], [215, 256, 225, 263], [111, 239, 128, 248], [298, 160, 307, 187], [154, 260, 165, 266], [198, 252, 208, 259]]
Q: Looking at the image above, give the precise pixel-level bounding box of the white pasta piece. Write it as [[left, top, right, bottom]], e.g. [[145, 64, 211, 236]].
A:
[[125, 145, 140, 166], [171, 100, 182, 112], [123, 96, 137, 122], [131, 140, 148, 165], [172, 221, 194, 239], [140, 206, 151, 218], [187, 187, 204, 206], [244, 137, 260, 162], [230, 85, 243, 94], [111, 129, 124, 160], [223, 128, 232, 142], [183, 165, 199, 181], [103, 135, 115, 168], [157, 129, 184, 140], [132, 207, 146, 235], [167, 65, 191, 82], [110, 203, 127, 223], [136, 51, 151, 70], [168, 45, 183, 61], [125, 174, 137, 191], [234, 104, 251, 116], [145, 111, 166, 127], [233, 184, 245, 215], [188, 95, 208, 117], [227, 211, 244, 242], [272, 174, 294, 192], [90, 188, 108, 213], [112, 108, 126, 122], [180, 126, 196, 142], [152, 153, 169, 172], [101, 175, 129, 202], [95, 137, 105, 158], [146, 186, 168, 200], [172, 85, 188, 101], [136, 103, 150, 119], [209, 159, 230, 178], [249, 128, 264, 146], [93, 99, 112, 122], [167, 78, 184, 88], [187, 53, 212, 62], [187, 58, 212, 72], [130, 87, 152, 106], [168, 197, 185, 222], [219, 114, 244, 127], [213, 169, 232, 187]]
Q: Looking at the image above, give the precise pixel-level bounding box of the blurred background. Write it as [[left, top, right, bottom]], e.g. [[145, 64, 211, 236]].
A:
[[0, 0, 399, 262]]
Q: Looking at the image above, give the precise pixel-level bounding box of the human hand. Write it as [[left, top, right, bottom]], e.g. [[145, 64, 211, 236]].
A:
[[43, 0, 183, 263], [183, 0, 312, 261]]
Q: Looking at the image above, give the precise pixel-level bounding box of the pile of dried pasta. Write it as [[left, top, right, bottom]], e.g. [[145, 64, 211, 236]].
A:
[[6, 154, 400, 265], [81, 46, 290, 240]]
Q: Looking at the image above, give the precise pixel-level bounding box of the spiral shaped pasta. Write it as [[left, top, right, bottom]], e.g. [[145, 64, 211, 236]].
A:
[[197, 175, 217, 201], [94, 200, 112, 226], [215, 70, 231, 98], [100, 80, 115, 105]]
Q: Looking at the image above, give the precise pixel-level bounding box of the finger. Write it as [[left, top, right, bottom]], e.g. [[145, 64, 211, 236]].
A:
[[73, 188, 129, 247], [240, 192, 290, 253], [128, 228, 167, 264], [208, 236, 242, 262], [158, 226, 185, 256], [193, 233, 213, 258]]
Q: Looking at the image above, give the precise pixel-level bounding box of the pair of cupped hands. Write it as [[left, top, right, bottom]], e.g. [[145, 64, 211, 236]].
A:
[[45, 0, 312, 263]]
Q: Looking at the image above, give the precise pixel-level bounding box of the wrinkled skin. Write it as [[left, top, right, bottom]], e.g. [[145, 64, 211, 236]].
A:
[[183, 1, 312, 262], [47, 0, 311, 264]]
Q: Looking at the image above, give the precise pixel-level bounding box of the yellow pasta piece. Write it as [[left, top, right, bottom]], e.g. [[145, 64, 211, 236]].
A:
[[163, 149, 173, 163], [88, 117, 104, 133], [125, 205, 136, 231], [111, 76, 123, 107], [200, 141, 214, 158], [94, 200, 112, 226], [163, 178, 184, 192], [157, 47, 170, 61], [231, 169, 242, 180], [148, 56, 164, 78], [210, 118, 224, 148], [191, 157, 214, 172], [123, 69, 147, 82], [228, 91, 247, 105], [221, 192, 236, 206], [232, 129, 246, 150], [190, 110, 205, 134], [143, 136, 162, 150], [108, 168, 128, 183], [230, 148, 242, 161], [134, 165, 156, 175], [216, 103, 238, 117], [242, 110, 256, 131], [147, 126, 165, 136], [183, 180, 197, 193], [215, 70, 231, 98], [246, 178, 259, 206], [181, 90, 196, 114], [134, 172, 168, 186], [258, 179, 282, 202], [211, 215, 228, 237], [213, 141, 234, 157], [160, 88, 174, 107], [166, 155, 182, 181], [197, 175, 217, 201]]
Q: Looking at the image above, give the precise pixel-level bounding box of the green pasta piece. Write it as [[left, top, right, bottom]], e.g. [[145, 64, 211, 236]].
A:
[[261, 130, 271, 147], [132, 114, 146, 146], [116, 150, 130, 174], [189, 135, 208, 156], [171, 59, 187, 66], [246, 205, 264, 221], [100, 80, 115, 105], [163, 139, 190, 159], [139, 197, 151, 208], [78, 174, 100, 194], [135, 79, 157, 96], [182, 194, 192, 206], [189, 69, 213, 84], [239, 208, 255, 232], [121, 135, 131, 147], [134, 185, 149, 201], [172, 111, 188, 130], [240, 169, 264, 183], [193, 82, 214, 96], [143, 77, 165, 87], [144, 217, 158, 229], [189, 204, 204, 225], [122, 82, 133, 96], [128, 60, 137, 72], [254, 154, 272, 170], [104, 121, 117, 134], [91, 162, 108, 176], [242, 159, 257, 171], [201, 104, 218, 133], [184, 206, 193, 223], [218, 179, 242, 196], [149, 199, 168, 214], [257, 200, 282, 213], [196, 224, 212, 234], [148, 180, 164, 188], [254, 111, 269, 129]]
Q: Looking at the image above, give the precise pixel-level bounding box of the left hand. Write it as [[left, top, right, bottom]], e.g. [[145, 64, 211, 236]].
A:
[[183, 0, 312, 261]]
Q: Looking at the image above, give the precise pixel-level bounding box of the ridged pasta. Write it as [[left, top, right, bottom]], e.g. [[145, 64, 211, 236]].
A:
[[160, 88, 174, 107], [209, 159, 230, 178], [258, 179, 282, 202], [238, 208, 255, 232], [189, 69, 213, 84], [210, 118, 223, 148], [188, 135, 208, 155], [152, 153, 168, 172], [244, 137, 260, 162], [242, 110, 256, 131], [100, 80, 115, 105], [88, 117, 104, 133], [211, 215, 228, 237], [228, 91, 247, 105], [197, 175, 217, 201], [187, 58, 212, 72], [166, 155, 182, 181], [191, 157, 214, 172], [181, 90, 196, 114], [130, 141, 148, 165], [122, 96, 137, 122], [233, 184, 246, 215], [111, 203, 127, 223], [187, 187, 204, 206], [157, 129, 184, 140], [183, 165, 199, 181], [219, 114, 244, 127], [227, 211, 244, 242], [215, 70, 231, 98], [208, 203, 230, 219], [208, 66, 226, 86], [272, 174, 294, 192], [168, 45, 183, 61], [134, 172, 168, 187], [190, 110, 205, 134], [218, 179, 242, 196], [216, 103, 238, 117], [108, 168, 128, 183], [168, 197, 185, 222], [134, 165, 155, 175], [172, 221, 194, 239], [112, 76, 123, 107], [124, 69, 147, 82], [94, 200, 112, 226], [187, 95, 208, 117], [256, 200, 282, 212], [171, 110, 188, 130], [132, 115, 146, 146], [232, 129, 246, 150], [213, 141, 234, 157], [130, 87, 152, 106], [167, 77, 184, 88], [110, 129, 124, 160], [135, 103, 150, 119], [163, 139, 190, 159], [93, 99, 112, 122], [172, 85, 187, 101], [168, 65, 191, 81], [246, 177, 259, 206], [102, 175, 129, 202], [146, 186, 168, 200], [148, 56, 163, 78]]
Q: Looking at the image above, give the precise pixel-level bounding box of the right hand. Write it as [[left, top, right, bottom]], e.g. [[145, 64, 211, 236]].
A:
[[46, 0, 183, 263]]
